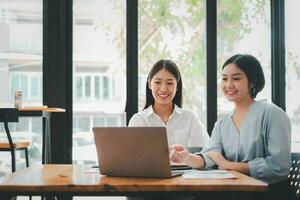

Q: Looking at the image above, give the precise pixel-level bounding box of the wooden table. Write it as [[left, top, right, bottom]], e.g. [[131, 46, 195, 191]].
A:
[[0, 165, 268, 199], [18, 107, 65, 164]]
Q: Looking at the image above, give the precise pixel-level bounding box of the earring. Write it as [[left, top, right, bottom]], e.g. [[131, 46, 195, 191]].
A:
[[251, 87, 256, 94]]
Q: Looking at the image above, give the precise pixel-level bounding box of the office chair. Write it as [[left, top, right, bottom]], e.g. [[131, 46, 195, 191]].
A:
[[289, 152, 300, 199], [0, 108, 30, 172], [187, 146, 202, 154]]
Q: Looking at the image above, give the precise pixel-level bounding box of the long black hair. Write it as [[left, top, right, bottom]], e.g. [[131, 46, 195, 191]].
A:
[[144, 59, 183, 110], [222, 54, 265, 98]]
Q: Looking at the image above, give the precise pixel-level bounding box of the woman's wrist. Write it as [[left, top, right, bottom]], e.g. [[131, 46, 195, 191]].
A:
[[187, 153, 205, 169]]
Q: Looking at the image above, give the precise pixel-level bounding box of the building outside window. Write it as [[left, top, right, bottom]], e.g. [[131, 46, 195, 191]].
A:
[[9, 72, 42, 101], [217, 0, 271, 116], [285, 0, 300, 152], [138, 0, 207, 126], [0, 0, 43, 175], [74, 74, 113, 101], [73, 0, 126, 165]]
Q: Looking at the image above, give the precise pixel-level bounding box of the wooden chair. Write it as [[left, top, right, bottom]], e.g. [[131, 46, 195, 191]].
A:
[[289, 152, 300, 199], [0, 108, 30, 172]]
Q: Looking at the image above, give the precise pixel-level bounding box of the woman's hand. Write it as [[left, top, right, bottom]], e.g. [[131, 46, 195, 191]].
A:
[[170, 144, 205, 169], [169, 144, 190, 163], [207, 151, 249, 174], [207, 151, 231, 169]]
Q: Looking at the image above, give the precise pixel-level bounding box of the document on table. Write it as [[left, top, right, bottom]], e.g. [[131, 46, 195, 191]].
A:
[[85, 168, 99, 173], [182, 169, 236, 179]]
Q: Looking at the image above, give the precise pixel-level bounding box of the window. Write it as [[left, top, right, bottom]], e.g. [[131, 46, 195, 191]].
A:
[[10, 24, 42, 53], [73, 0, 126, 164], [0, 0, 43, 175], [84, 76, 91, 98], [9, 73, 42, 101], [78, 117, 90, 132], [93, 116, 105, 127], [285, 0, 300, 152], [75, 76, 83, 99], [217, 0, 271, 116], [138, 0, 207, 125], [73, 114, 123, 164], [73, 115, 122, 133], [74, 74, 114, 101]]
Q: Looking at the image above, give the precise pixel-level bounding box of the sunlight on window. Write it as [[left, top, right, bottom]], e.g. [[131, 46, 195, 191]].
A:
[[138, 0, 207, 126], [285, 0, 300, 152], [217, 0, 271, 117], [73, 0, 126, 164], [0, 0, 43, 176]]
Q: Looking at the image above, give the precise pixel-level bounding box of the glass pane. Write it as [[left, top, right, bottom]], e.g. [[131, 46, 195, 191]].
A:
[[15, 118, 29, 132], [73, 0, 126, 164], [217, 0, 271, 116], [0, 0, 43, 175], [20, 75, 28, 100], [103, 76, 109, 100], [31, 75, 39, 98], [84, 76, 91, 98], [138, 0, 207, 126], [75, 76, 83, 99], [107, 116, 118, 126], [95, 76, 100, 99], [93, 117, 105, 127], [285, 0, 300, 152], [78, 117, 90, 132], [10, 74, 19, 97]]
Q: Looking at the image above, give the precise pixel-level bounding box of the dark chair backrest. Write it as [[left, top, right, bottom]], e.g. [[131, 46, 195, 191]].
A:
[[289, 152, 300, 199], [0, 108, 19, 123], [0, 108, 19, 148], [187, 146, 202, 154]]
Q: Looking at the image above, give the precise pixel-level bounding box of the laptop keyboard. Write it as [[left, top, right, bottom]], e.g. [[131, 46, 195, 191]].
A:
[[171, 166, 192, 170]]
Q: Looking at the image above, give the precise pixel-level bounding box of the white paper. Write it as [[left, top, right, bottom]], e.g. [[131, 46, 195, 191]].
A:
[[182, 169, 236, 179], [85, 168, 100, 173]]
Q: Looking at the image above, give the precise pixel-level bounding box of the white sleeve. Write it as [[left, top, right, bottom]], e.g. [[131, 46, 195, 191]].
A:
[[128, 114, 146, 127], [188, 112, 209, 148]]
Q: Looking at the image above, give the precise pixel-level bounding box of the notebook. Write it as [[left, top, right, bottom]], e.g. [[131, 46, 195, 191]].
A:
[[92, 127, 183, 178]]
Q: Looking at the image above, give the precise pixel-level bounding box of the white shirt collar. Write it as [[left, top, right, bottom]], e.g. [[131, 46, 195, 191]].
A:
[[144, 104, 182, 117]]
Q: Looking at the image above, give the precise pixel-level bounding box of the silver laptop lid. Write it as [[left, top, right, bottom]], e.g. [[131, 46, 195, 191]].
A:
[[93, 127, 175, 178]]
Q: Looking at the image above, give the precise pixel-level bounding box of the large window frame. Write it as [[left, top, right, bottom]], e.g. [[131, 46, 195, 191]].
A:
[[42, 0, 290, 164]]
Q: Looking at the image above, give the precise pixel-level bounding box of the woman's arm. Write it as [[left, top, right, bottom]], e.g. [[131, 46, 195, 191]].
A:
[[170, 119, 224, 169], [170, 144, 206, 169], [247, 108, 291, 183], [207, 151, 249, 175], [199, 119, 224, 169]]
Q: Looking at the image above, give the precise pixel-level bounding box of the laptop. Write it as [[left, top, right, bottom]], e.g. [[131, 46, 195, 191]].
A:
[[92, 127, 183, 178]]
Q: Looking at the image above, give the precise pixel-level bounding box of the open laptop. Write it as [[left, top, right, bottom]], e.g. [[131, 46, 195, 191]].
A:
[[92, 127, 183, 178]]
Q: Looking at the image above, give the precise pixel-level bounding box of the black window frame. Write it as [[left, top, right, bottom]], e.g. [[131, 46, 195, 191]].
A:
[[43, 0, 286, 163]]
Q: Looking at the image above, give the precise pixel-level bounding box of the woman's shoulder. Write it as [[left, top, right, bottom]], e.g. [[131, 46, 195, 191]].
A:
[[255, 100, 286, 115], [176, 107, 199, 119], [131, 107, 151, 118], [254, 100, 289, 122], [128, 108, 151, 126], [209, 110, 232, 129]]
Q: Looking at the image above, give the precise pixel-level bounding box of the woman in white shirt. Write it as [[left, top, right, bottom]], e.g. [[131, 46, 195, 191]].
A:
[[128, 59, 209, 149]]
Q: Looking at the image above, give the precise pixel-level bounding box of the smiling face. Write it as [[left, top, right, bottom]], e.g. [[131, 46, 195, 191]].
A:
[[221, 63, 253, 103], [148, 69, 177, 107]]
